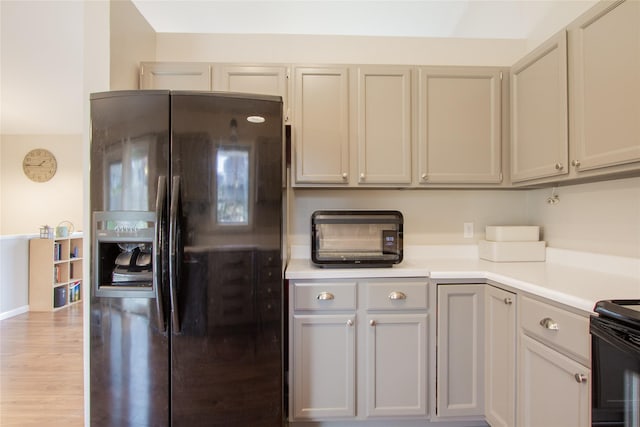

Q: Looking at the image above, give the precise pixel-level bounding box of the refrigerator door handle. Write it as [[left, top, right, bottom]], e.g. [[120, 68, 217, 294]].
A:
[[154, 176, 167, 333], [169, 175, 181, 333]]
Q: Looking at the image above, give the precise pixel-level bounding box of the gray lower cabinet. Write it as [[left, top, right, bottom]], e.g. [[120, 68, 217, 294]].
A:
[[484, 286, 516, 427], [517, 295, 590, 427], [292, 313, 356, 419], [436, 284, 485, 419], [289, 278, 429, 423]]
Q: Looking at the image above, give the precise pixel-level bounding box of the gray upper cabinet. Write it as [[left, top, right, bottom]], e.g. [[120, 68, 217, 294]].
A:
[[568, 0, 640, 174], [139, 62, 212, 90], [418, 67, 503, 185], [510, 31, 569, 183], [212, 65, 289, 122], [356, 66, 413, 185], [292, 66, 351, 185]]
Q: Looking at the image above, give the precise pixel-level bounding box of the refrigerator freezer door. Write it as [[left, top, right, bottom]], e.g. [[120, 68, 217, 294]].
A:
[[90, 91, 171, 427], [170, 92, 284, 426]]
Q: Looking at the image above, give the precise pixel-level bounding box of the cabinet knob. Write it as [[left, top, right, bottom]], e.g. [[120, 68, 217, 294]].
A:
[[539, 317, 559, 331], [360, 173, 365, 180], [342, 172, 348, 180], [388, 291, 407, 300], [504, 297, 513, 305], [346, 319, 353, 327], [421, 173, 427, 181], [574, 373, 587, 383], [317, 291, 335, 301], [555, 163, 564, 171], [370, 320, 376, 327], [571, 160, 581, 168]]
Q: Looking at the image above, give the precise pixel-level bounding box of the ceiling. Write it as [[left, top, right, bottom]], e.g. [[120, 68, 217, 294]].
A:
[[131, 0, 596, 40]]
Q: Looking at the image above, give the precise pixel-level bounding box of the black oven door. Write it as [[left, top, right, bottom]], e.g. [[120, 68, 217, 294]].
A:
[[590, 315, 640, 427]]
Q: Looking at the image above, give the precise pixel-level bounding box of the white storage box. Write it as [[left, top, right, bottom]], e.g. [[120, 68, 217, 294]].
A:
[[479, 240, 546, 262], [485, 226, 540, 242]]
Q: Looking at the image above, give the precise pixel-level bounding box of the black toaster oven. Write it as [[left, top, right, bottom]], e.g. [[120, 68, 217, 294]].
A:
[[311, 210, 403, 268]]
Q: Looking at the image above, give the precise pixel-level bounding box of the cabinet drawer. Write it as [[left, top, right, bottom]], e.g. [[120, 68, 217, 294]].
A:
[[364, 280, 428, 310], [293, 282, 357, 311], [520, 295, 589, 363]]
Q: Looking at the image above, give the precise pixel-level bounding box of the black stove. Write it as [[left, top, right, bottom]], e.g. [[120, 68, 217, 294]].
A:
[[590, 299, 640, 426], [595, 299, 640, 328]]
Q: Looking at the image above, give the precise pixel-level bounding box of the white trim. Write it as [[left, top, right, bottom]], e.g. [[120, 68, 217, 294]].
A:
[[0, 305, 29, 321]]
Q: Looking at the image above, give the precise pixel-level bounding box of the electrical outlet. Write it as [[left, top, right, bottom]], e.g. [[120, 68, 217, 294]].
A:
[[464, 222, 474, 238]]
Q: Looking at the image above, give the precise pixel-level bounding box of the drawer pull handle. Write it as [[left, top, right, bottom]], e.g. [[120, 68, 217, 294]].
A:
[[540, 317, 559, 331], [388, 291, 407, 300], [574, 373, 587, 383], [317, 292, 335, 301]]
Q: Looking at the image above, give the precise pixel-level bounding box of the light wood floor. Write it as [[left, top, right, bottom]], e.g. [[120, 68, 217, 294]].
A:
[[0, 305, 83, 427]]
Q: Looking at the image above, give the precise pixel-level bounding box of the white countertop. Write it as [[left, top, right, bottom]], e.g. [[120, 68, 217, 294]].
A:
[[285, 247, 640, 314]]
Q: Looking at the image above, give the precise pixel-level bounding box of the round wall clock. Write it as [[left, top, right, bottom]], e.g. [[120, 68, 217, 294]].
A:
[[22, 149, 57, 182]]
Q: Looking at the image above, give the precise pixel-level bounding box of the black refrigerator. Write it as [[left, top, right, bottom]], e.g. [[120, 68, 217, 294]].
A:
[[89, 90, 284, 427]]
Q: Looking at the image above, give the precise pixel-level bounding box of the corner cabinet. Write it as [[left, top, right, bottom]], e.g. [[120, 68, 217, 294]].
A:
[[29, 236, 83, 311], [292, 66, 351, 185], [484, 286, 516, 427], [288, 278, 429, 424], [418, 67, 503, 185], [510, 31, 569, 183], [568, 0, 640, 175], [510, 0, 640, 186], [435, 284, 485, 419]]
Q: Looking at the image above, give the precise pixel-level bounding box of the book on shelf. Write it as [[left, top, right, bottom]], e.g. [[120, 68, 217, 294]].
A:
[[54, 243, 62, 261]]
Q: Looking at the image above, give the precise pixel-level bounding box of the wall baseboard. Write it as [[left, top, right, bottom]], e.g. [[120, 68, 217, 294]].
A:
[[0, 305, 29, 321]]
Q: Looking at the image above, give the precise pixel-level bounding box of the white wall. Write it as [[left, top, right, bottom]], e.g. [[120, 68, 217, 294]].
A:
[[290, 188, 530, 247], [526, 177, 640, 259], [0, 134, 83, 235], [110, 0, 156, 90]]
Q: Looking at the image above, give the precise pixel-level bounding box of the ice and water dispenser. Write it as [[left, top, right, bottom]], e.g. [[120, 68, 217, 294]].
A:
[[93, 211, 157, 298]]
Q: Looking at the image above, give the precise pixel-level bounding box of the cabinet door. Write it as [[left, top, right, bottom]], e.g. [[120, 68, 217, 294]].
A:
[[365, 313, 428, 417], [518, 334, 590, 427], [569, 0, 640, 172], [418, 68, 502, 184], [139, 62, 211, 90], [511, 31, 569, 182], [213, 65, 289, 122], [356, 66, 412, 185], [436, 284, 485, 417], [293, 66, 350, 184], [484, 286, 516, 427], [291, 314, 356, 420]]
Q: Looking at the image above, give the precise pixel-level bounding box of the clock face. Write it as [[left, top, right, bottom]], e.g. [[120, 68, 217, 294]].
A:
[[23, 149, 57, 183]]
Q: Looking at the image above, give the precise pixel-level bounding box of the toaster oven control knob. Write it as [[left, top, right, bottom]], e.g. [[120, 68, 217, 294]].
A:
[[317, 291, 335, 301], [574, 373, 587, 383]]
